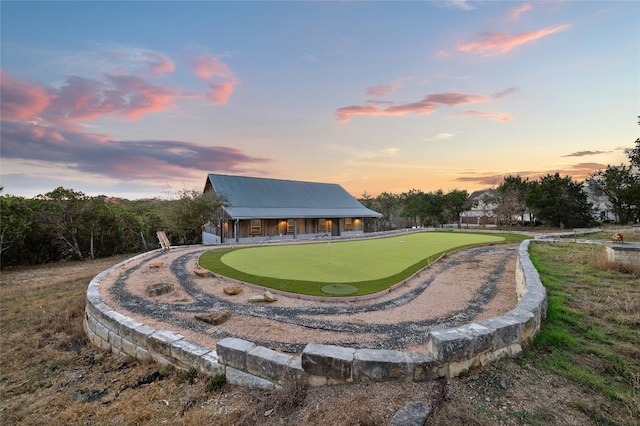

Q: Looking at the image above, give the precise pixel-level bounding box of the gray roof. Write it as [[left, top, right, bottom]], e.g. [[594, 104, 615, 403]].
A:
[[205, 174, 382, 219]]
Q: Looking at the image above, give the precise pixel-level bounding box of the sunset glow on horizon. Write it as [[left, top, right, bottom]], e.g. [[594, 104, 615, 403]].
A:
[[1, 1, 638, 200]]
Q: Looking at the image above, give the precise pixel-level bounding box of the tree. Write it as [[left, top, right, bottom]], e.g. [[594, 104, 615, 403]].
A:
[[373, 192, 401, 230], [495, 175, 530, 226], [588, 164, 640, 224], [401, 189, 428, 228], [163, 188, 226, 244], [624, 116, 640, 167], [424, 190, 446, 227], [359, 192, 378, 232], [398, 189, 449, 228], [0, 195, 34, 266], [36, 187, 90, 259], [123, 198, 167, 250], [525, 174, 592, 228], [588, 117, 640, 224], [444, 189, 475, 229]]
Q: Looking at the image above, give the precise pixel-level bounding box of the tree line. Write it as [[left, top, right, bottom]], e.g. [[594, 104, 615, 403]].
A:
[[0, 187, 225, 267], [2, 120, 638, 266], [359, 189, 476, 231]]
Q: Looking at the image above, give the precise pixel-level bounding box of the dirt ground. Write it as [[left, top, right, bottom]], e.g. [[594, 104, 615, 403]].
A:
[[0, 247, 623, 425]]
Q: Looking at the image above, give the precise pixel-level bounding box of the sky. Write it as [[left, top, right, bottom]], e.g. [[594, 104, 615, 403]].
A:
[[1, 1, 638, 200]]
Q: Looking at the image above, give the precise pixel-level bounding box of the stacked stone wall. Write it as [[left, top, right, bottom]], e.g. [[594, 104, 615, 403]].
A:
[[84, 239, 547, 389], [605, 243, 640, 266]]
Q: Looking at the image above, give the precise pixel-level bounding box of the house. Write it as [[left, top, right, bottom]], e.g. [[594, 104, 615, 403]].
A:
[[202, 174, 382, 244], [460, 189, 499, 226]]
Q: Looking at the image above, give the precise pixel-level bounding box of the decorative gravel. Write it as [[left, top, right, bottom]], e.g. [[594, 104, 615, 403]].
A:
[[107, 243, 517, 353]]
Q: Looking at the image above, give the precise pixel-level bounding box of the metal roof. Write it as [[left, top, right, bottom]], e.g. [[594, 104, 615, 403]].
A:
[[205, 174, 382, 219]]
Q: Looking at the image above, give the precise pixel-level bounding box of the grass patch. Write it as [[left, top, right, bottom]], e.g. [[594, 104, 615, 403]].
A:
[[527, 242, 640, 422], [199, 231, 526, 296], [565, 227, 640, 243]]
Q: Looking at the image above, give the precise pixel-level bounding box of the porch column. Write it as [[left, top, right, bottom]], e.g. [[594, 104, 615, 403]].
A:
[[234, 219, 239, 243]]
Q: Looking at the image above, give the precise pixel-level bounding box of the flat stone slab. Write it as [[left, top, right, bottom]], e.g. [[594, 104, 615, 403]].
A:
[[302, 343, 355, 381], [217, 337, 256, 370], [195, 310, 232, 325], [353, 348, 409, 381], [246, 346, 295, 383], [248, 292, 278, 303], [147, 283, 173, 297], [390, 401, 431, 426], [428, 328, 472, 362]]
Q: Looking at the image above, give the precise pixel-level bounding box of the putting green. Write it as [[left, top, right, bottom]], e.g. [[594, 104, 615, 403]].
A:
[[199, 231, 523, 297]]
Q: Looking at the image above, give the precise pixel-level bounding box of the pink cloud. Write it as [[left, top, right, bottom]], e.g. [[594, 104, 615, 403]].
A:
[[425, 93, 489, 105], [336, 105, 384, 123], [366, 81, 403, 97], [186, 55, 233, 80], [185, 54, 239, 105], [562, 150, 611, 157], [450, 110, 513, 122], [336, 91, 496, 123], [146, 54, 175, 74], [207, 82, 235, 105], [457, 24, 571, 55], [505, 3, 532, 21], [49, 74, 176, 122], [366, 83, 398, 97], [0, 70, 53, 120], [108, 75, 176, 119], [366, 77, 414, 97]]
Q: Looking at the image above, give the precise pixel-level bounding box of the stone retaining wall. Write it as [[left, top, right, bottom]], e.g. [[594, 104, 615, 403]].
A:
[[84, 240, 546, 389], [605, 242, 640, 266]]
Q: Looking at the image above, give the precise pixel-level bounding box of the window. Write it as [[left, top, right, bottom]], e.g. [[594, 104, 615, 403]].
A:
[[344, 218, 353, 231], [318, 218, 326, 232], [287, 219, 295, 234], [250, 219, 261, 235]]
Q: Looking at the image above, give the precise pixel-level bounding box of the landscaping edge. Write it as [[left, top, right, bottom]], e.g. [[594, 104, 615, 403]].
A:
[[83, 239, 547, 389]]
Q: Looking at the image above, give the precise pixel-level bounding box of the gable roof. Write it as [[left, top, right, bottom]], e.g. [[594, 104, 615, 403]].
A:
[[205, 173, 382, 219]]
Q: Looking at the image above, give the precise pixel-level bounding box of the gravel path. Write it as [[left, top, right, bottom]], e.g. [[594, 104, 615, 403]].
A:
[[104, 243, 518, 353]]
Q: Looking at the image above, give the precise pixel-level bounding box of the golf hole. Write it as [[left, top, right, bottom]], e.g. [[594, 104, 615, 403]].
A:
[[321, 284, 359, 295]]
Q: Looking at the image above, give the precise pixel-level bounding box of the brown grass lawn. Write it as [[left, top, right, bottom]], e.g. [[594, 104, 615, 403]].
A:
[[1, 241, 638, 425]]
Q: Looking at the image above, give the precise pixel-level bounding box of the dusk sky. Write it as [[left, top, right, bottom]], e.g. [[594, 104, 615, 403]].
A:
[[1, 1, 638, 200]]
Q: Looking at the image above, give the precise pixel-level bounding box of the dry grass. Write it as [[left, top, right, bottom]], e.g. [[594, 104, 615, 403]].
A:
[[1, 248, 638, 425], [595, 249, 640, 276]]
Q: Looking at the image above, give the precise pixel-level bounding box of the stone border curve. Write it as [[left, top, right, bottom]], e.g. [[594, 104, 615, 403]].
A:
[[84, 239, 547, 389]]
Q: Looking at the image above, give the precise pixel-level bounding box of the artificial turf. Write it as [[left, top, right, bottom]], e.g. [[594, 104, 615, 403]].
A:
[[198, 231, 527, 297]]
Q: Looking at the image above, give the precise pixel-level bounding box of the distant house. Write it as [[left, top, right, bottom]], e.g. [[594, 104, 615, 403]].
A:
[[460, 189, 499, 226], [202, 174, 382, 244]]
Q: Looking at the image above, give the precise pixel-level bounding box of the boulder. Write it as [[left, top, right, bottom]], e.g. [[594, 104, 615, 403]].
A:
[[194, 268, 210, 277], [223, 286, 243, 295], [248, 292, 278, 303], [195, 310, 232, 325], [147, 283, 173, 297], [390, 402, 431, 426]]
